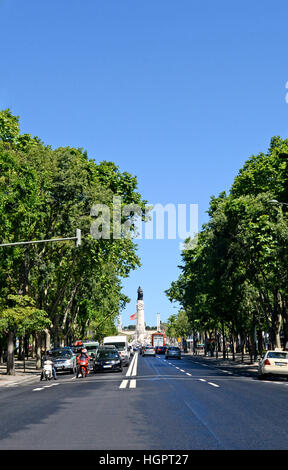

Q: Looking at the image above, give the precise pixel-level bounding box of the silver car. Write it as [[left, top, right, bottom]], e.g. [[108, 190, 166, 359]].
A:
[[165, 346, 181, 360], [142, 346, 156, 357], [51, 348, 77, 374]]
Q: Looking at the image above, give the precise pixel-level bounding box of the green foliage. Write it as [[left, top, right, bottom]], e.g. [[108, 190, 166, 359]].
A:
[[166, 137, 288, 349], [0, 110, 148, 345]]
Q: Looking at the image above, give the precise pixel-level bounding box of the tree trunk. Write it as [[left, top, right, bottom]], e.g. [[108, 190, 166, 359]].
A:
[[7, 331, 15, 375], [271, 290, 282, 349], [222, 322, 226, 360], [35, 332, 42, 370]]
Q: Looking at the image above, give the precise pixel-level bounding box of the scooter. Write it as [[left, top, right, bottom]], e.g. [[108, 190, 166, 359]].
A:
[[41, 360, 53, 381]]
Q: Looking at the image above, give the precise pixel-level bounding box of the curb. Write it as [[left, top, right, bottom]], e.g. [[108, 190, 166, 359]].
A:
[[0, 373, 40, 388], [182, 353, 259, 375]]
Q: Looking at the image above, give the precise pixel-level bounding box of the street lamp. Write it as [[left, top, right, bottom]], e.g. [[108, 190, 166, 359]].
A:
[[268, 199, 288, 207]]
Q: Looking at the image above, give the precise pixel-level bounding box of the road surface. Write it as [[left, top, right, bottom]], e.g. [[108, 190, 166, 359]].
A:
[[0, 352, 288, 449]]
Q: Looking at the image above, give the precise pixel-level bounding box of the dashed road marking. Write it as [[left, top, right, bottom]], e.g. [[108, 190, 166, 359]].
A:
[[130, 379, 136, 389], [119, 380, 129, 389], [119, 353, 139, 389]]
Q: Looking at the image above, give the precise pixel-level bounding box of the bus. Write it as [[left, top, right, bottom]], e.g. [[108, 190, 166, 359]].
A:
[[151, 333, 165, 348]]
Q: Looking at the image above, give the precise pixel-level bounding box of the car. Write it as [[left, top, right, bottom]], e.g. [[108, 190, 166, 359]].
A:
[[258, 350, 288, 379], [50, 348, 77, 374], [103, 336, 131, 367], [142, 346, 156, 357], [141, 345, 151, 356], [93, 348, 123, 373], [155, 346, 167, 354], [165, 346, 181, 360]]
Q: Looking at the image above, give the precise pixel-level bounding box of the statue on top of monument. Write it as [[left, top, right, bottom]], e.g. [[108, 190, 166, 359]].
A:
[[137, 286, 143, 301]]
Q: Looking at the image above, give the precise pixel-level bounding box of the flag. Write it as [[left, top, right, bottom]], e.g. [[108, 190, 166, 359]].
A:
[[130, 313, 136, 321]]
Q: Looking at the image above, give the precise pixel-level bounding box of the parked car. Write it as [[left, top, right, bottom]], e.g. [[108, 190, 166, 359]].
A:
[[142, 346, 156, 357], [165, 346, 181, 360], [258, 350, 288, 379], [93, 348, 123, 373], [50, 348, 77, 374]]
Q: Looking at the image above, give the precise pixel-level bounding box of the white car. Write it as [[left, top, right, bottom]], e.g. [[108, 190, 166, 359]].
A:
[[258, 350, 288, 379]]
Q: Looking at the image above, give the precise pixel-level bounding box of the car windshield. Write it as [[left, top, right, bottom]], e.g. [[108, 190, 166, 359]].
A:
[[169, 347, 180, 351], [267, 352, 288, 359], [52, 350, 72, 358], [97, 351, 119, 359]]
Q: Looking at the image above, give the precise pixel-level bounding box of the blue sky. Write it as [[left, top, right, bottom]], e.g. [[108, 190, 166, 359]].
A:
[[1, 0, 288, 326]]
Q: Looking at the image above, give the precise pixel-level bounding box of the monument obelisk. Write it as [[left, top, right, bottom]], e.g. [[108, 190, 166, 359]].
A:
[[136, 286, 146, 344]]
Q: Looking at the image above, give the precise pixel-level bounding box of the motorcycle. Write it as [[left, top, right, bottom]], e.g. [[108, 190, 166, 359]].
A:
[[41, 360, 53, 381], [77, 357, 89, 378]]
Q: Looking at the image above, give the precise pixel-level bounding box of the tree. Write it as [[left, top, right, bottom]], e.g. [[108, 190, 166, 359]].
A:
[[0, 295, 51, 374], [0, 109, 148, 357]]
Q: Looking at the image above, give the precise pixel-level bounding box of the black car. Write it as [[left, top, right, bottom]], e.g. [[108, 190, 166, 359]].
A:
[[155, 346, 167, 354], [93, 348, 123, 373]]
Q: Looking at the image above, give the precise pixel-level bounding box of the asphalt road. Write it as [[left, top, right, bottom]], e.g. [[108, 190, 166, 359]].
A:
[[1, 352, 288, 450]]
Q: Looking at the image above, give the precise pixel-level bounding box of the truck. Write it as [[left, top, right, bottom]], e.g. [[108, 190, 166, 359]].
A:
[[151, 333, 165, 348]]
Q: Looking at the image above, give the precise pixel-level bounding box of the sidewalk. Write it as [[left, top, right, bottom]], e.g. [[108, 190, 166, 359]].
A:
[[0, 358, 40, 387], [183, 351, 259, 376]]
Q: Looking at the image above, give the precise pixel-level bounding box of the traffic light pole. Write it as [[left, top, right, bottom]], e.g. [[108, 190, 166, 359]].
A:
[[0, 229, 81, 248]]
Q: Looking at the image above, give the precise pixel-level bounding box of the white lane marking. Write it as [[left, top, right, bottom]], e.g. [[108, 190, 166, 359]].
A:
[[119, 380, 129, 389], [180, 369, 185, 372], [208, 382, 220, 388], [120, 353, 139, 389], [126, 353, 137, 377], [129, 379, 136, 389], [199, 379, 206, 382], [186, 373, 192, 376], [32, 388, 44, 391], [132, 352, 138, 376]]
